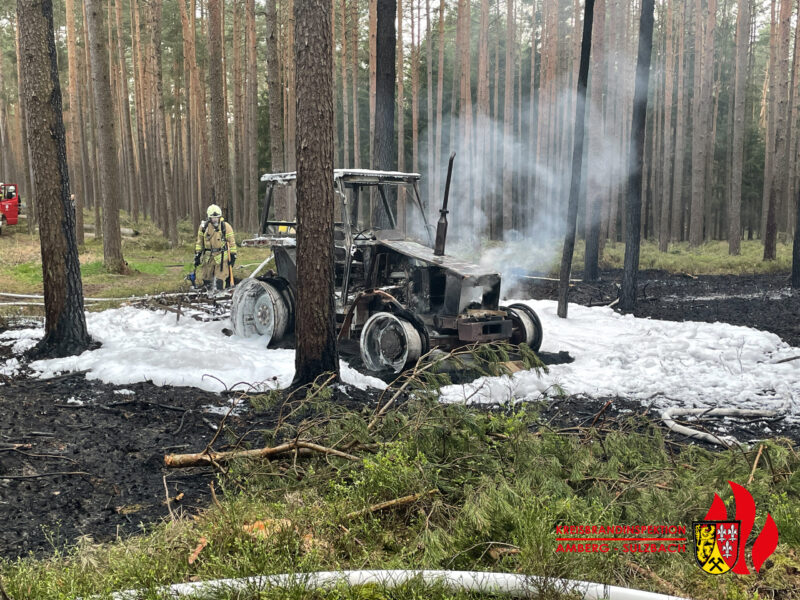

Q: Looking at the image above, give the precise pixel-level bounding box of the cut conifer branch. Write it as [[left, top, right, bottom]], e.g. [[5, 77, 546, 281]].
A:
[[165, 440, 358, 468]]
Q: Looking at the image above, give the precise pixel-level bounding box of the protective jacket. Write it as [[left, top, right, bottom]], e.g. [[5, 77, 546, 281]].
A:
[[195, 218, 237, 287]]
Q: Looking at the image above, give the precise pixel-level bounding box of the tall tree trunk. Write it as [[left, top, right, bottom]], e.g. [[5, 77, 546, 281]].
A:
[[434, 0, 445, 204], [729, 0, 750, 255], [65, 0, 84, 244], [341, 0, 351, 167], [233, 0, 244, 225], [658, 0, 675, 252], [671, 0, 687, 242], [246, 0, 258, 232], [208, 0, 231, 216], [86, 0, 126, 273], [477, 0, 490, 231], [502, 0, 516, 236], [265, 0, 286, 219], [762, 0, 778, 243], [411, 0, 420, 176], [584, 0, 605, 281], [115, 0, 138, 226], [18, 0, 92, 358], [369, 0, 377, 166], [373, 0, 397, 226], [620, 0, 655, 311], [689, 0, 716, 247], [352, 0, 361, 168], [150, 0, 177, 246], [558, 0, 595, 317], [425, 0, 433, 207], [14, 23, 36, 234], [397, 0, 406, 228], [772, 0, 792, 237], [293, 0, 339, 385]]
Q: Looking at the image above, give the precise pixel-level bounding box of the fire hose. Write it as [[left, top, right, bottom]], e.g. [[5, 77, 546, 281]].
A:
[[108, 569, 689, 600]]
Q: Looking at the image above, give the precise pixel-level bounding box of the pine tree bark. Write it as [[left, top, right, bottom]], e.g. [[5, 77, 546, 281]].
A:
[[65, 0, 84, 244], [369, 0, 377, 166], [771, 0, 792, 238], [233, 0, 244, 225], [18, 0, 92, 358], [584, 0, 605, 281], [658, 0, 675, 252], [265, 0, 286, 219], [352, 0, 361, 168], [341, 0, 351, 167], [558, 0, 594, 317], [434, 0, 445, 203], [502, 0, 516, 236], [373, 0, 397, 226], [620, 0, 655, 312], [477, 0, 490, 228], [293, 0, 340, 386], [14, 23, 36, 234], [86, 0, 126, 273], [114, 0, 138, 226], [671, 0, 687, 242], [729, 0, 750, 255], [152, 0, 177, 246], [246, 0, 258, 232], [208, 0, 231, 216], [689, 0, 715, 247], [425, 0, 433, 206]]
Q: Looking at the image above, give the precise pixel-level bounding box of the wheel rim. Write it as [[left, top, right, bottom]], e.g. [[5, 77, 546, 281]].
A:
[[231, 278, 289, 343], [360, 312, 422, 373], [506, 303, 543, 351]]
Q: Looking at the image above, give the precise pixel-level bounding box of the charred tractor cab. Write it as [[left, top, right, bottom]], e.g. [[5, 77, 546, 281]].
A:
[[0, 183, 20, 235], [231, 166, 542, 374]]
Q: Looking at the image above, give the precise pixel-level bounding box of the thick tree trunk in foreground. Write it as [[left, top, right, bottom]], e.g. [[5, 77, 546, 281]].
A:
[[619, 0, 655, 312], [208, 0, 231, 215], [293, 0, 340, 386], [85, 0, 126, 273], [18, 0, 92, 358], [557, 0, 594, 319]]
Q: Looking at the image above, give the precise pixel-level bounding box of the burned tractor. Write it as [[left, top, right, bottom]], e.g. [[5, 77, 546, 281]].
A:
[[230, 163, 542, 374]]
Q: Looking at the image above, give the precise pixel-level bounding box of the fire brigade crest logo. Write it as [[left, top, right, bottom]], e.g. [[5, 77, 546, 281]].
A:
[[693, 521, 740, 574]]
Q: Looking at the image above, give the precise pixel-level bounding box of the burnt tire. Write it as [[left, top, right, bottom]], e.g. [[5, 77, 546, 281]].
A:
[[506, 303, 543, 352], [360, 312, 423, 374], [231, 277, 294, 344]]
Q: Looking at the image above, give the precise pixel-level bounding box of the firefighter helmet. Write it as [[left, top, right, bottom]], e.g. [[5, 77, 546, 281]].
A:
[[207, 204, 222, 218]]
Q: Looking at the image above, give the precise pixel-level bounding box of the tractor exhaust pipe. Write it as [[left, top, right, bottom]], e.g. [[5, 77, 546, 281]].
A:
[[434, 152, 456, 257]]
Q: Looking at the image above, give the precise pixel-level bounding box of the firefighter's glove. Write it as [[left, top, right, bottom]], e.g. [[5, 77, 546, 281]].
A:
[[229, 254, 236, 267], [194, 252, 202, 267]]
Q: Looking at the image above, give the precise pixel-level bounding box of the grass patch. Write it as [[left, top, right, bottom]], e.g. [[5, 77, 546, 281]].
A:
[[2, 375, 797, 600]]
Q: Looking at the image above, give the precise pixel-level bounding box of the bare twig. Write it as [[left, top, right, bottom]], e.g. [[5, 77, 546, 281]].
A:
[[0, 471, 90, 480], [346, 489, 439, 519], [163, 475, 176, 521], [747, 444, 765, 485], [627, 561, 682, 598]]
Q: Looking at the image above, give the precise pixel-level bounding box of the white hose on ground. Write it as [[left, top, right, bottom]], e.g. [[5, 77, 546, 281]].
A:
[[110, 569, 689, 600], [661, 406, 783, 447], [248, 253, 274, 279]]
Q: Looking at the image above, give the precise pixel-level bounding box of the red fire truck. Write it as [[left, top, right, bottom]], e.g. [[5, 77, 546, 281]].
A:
[[0, 183, 20, 235]]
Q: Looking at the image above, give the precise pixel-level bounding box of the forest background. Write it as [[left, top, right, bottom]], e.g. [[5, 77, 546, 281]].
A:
[[0, 0, 795, 262]]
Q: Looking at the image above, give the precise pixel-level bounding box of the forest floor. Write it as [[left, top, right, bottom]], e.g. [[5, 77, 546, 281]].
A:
[[1, 268, 798, 562]]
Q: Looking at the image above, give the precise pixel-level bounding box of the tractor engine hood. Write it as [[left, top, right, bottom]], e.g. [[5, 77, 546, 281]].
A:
[[376, 239, 503, 313]]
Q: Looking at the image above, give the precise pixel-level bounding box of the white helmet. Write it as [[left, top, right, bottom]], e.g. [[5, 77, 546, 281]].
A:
[[207, 204, 222, 218]]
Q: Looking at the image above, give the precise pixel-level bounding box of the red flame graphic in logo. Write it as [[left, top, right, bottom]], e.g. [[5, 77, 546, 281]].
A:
[[703, 481, 779, 573]]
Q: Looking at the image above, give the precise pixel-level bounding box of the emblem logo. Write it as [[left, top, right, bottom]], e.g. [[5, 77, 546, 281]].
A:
[[693, 521, 739, 574], [696, 481, 779, 574]]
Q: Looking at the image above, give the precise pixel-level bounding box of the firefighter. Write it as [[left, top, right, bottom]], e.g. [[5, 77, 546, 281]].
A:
[[194, 204, 238, 289]]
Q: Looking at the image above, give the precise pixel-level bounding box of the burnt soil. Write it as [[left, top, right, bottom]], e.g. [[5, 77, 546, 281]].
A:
[[1, 269, 798, 560]]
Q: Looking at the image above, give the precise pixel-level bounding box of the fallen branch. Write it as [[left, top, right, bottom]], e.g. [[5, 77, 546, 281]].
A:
[[627, 561, 682, 598], [747, 444, 765, 485], [661, 407, 782, 447], [346, 489, 439, 519], [165, 440, 358, 468]]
